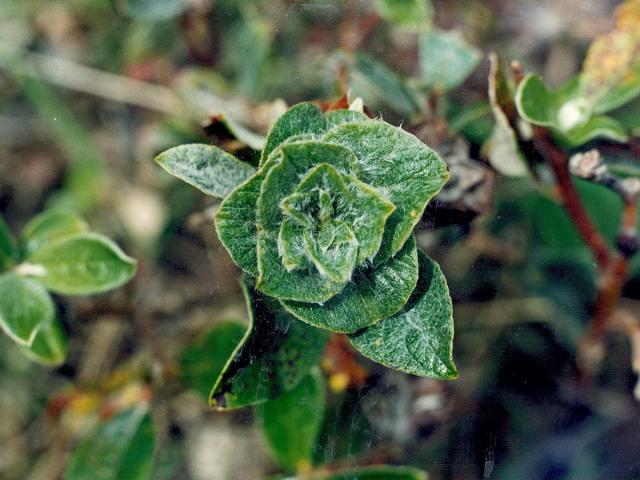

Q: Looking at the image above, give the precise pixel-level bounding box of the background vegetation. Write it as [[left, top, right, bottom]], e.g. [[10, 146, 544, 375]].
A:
[[1, 0, 640, 479]]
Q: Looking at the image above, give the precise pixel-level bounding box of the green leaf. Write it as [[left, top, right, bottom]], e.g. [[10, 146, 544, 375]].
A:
[[27, 233, 136, 295], [256, 142, 360, 303], [419, 28, 481, 92], [282, 235, 419, 333], [579, 1, 640, 114], [515, 75, 628, 146], [0, 273, 54, 347], [119, 0, 186, 20], [20, 210, 89, 258], [179, 321, 246, 400], [350, 54, 421, 117], [215, 159, 276, 277], [325, 110, 369, 128], [323, 121, 447, 263], [260, 103, 327, 166], [209, 278, 328, 410], [374, 0, 433, 28], [258, 369, 325, 472], [155, 144, 256, 199], [64, 407, 156, 480], [303, 220, 359, 284], [20, 317, 68, 366], [0, 215, 16, 271], [319, 466, 428, 480], [515, 75, 572, 128], [350, 251, 456, 378], [560, 115, 628, 145]]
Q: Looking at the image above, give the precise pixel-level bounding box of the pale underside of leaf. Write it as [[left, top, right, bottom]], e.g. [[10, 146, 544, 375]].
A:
[[155, 143, 255, 198]]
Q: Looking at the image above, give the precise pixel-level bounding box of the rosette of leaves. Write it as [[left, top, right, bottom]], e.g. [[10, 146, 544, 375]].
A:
[[157, 102, 457, 408]]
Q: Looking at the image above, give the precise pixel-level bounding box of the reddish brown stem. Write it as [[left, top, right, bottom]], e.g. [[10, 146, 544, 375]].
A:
[[532, 126, 612, 270]]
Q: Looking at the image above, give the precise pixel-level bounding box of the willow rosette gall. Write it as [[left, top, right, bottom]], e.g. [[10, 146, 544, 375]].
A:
[[156, 102, 456, 409]]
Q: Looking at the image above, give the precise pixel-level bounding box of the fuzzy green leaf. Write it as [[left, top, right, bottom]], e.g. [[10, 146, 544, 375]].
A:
[[419, 28, 481, 92], [260, 103, 328, 166], [179, 321, 246, 400], [156, 143, 255, 198], [323, 121, 447, 263], [0, 215, 16, 271], [27, 233, 136, 295], [561, 115, 628, 145], [20, 317, 68, 366], [215, 159, 277, 276], [258, 369, 325, 473], [64, 407, 155, 480], [282, 235, 419, 333], [21, 210, 89, 258], [256, 143, 360, 302], [325, 109, 369, 128], [303, 220, 359, 283], [0, 273, 54, 347], [350, 251, 456, 379], [209, 278, 328, 410]]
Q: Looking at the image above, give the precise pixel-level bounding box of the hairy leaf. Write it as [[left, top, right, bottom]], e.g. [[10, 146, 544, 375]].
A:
[[350, 251, 456, 378], [324, 121, 447, 263], [21, 210, 89, 258], [0, 273, 54, 347], [209, 278, 328, 410], [28, 233, 136, 295], [325, 109, 369, 128], [419, 28, 481, 92], [282, 236, 419, 333], [65, 407, 155, 480], [258, 369, 325, 472], [156, 143, 255, 199], [179, 321, 246, 400], [260, 103, 327, 166]]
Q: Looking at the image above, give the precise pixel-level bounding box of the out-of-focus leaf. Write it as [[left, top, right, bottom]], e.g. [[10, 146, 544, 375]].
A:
[[349, 53, 422, 117], [209, 277, 328, 410], [349, 251, 456, 379], [179, 320, 246, 400], [20, 211, 88, 258], [0, 273, 54, 347], [373, 0, 433, 28], [64, 407, 156, 480], [28, 233, 136, 295], [119, 0, 186, 21], [283, 465, 428, 480], [486, 54, 529, 177], [235, 6, 273, 98], [516, 74, 628, 145], [580, 0, 640, 114], [258, 369, 325, 472], [0, 215, 16, 271], [15, 74, 107, 213], [419, 29, 481, 92], [20, 317, 68, 366], [155, 144, 256, 199]]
